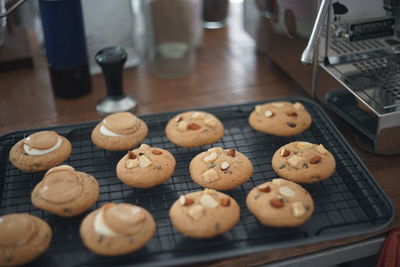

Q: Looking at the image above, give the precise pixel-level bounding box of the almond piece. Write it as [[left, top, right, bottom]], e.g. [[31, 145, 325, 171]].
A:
[[258, 185, 271, 193], [316, 144, 328, 155], [202, 169, 219, 183], [280, 148, 290, 157], [204, 152, 218, 163], [188, 205, 205, 220], [139, 155, 152, 168], [279, 186, 295, 198], [177, 121, 188, 132], [139, 144, 150, 150], [286, 111, 298, 117], [220, 198, 231, 207], [255, 105, 263, 114], [270, 198, 285, 208], [179, 195, 193, 206], [200, 194, 219, 208], [204, 118, 216, 128], [291, 201, 306, 217], [226, 148, 236, 157], [293, 102, 305, 110], [152, 149, 163, 155], [192, 112, 204, 119], [272, 102, 285, 108], [128, 151, 137, 159], [309, 155, 322, 164], [174, 115, 183, 122], [264, 110, 274, 118], [287, 155, 306, 169], [188, 123, 201, 130], [297, 142, 313, 150], [208, 147, 224, 154], [220, 161, 230, 170], [126, 159, 139, 169]]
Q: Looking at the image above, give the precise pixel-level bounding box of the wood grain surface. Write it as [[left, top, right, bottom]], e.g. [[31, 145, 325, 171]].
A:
[[0, 2, 399, 266]]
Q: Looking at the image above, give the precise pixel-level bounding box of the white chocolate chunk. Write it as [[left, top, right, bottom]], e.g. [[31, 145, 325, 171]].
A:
[[293, 102, 305, 110], [192, 112, 204, 119], [177, 121, 188, 132], [200, 194, 219, 208], [264, 110, 274, 118], [272, 178, 284, 185], [288, 155, 306, 169], [204, 188, 217, 195], [208, 147, 224, 154], [204, 118, 216, 127], [188, 205, 204, 220], [139, 155, 152, 168], [279, 186, 296, 198], [139, 144, 150, 150], [316, 144, 328, 154], [204, 152, 218, 163], [297, 141, 313, 150], [174, 115, 182, 122], [272, 102, 285, 108], [291, 201, 306, 217], [202, 169, 219, 183], [255, 105, 263, 114], [220, 161, 230, 170], [126, 159, 139, 169]]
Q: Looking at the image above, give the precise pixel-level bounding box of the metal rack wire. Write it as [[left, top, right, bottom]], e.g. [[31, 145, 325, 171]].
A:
[[0, 97, 393, 267]]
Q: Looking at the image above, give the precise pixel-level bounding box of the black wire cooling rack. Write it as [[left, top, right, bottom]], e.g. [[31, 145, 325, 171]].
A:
[[0, 97, 394, 267]]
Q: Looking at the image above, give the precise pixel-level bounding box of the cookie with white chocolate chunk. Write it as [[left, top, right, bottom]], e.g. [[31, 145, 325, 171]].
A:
[[165, 111, 224, 147], [248, 101, 312, 136], [246, 178, 314, 227], [9, 130, 72, 172], [272, 141, 336, 183], [0, 213, 52, 267], [189, 147, 253, 190], [91, 112, 148, 151], [80, 203, 156, 256], [116, 144, 176, 188], [31, 165, 99, 217], [169, 189, 240, 238]]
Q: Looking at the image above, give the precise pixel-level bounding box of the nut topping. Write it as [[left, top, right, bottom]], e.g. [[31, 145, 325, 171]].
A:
[[128, 151, 137, 159], [204, 118, 216, 128], [177, 121, 188, 132], [220, 198, 231, 207], [204, 152, 218, 163], [288, 155, 306, 169], [280, 148, 290, 157], [264, 110, 274, 118], [220, 161, 230, 171], [272, 102, 285, 108], [188, 123, 201, 130], [309, 155, 322, 164], [192, 112, 204, 119], [200, 194, 219, 208], [255, 105, 263, 114], [174, 115, 183, 122], [279, 186, 296, 198], [297, 142, 313, 150], [139, 155, 152, 168], [126, 159, 139, 169], [152, 149, 163, 155], [226, 148, 236, 157], [286, 111, 298, 117], [270, 198, 285, 208], [202, 169, 220, 183], [316, 144, 328, 154], [291, 201, 306, 217], [258, 185, 271, 193], [293, 102, 305, 110], [188, 205, 205, 220], [179, 195, 193, 206]]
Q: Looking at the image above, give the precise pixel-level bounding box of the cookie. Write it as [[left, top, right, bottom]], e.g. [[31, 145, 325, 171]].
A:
[[91, 112, 148, 151], [248, 101, 312, 136], [9, 130, 72, 172], [246, 178, 314, 227], [272, 141, 336, 183], [165, 111, 224, 147], [80, 203, 156, 256], [0, 213, 52, 267], [189, 147, 253, 190], [31, 165, 99, 217], [169, 189, 240, 238], [116, 144, 176, 188]]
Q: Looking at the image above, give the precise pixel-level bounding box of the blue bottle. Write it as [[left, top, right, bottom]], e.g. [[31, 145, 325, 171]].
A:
[[38, 0, 91, 98]]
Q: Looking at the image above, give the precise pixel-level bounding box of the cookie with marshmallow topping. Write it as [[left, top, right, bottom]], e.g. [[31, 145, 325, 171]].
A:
[[0, 213, 52, 267], [116, 144, 176, 188], [91, 112, 148, 151], [248, 101, 312, 136], [246, 178, 314, 227], [189, 147, 253, 190], [165, 111, 224, 147], [169, 189, 240, 238], [80, 203, 156, 256], [9, 130, 72, 172], [31, 165, 99, 217], [272, 141, 336, 183]]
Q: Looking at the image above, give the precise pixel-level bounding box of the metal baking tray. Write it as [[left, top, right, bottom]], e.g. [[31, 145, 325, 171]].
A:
[[0, 97, 393, 267]]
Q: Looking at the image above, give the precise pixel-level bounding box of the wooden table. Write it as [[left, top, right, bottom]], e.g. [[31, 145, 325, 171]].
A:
[[0, 2, 399, 266]]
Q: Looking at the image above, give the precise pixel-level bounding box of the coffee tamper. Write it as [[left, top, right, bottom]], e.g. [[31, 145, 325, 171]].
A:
[[95, 47, 137, 115]]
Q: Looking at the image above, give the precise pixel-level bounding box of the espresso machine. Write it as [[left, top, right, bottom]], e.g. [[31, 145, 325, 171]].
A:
[[244, 0, 400, 154]]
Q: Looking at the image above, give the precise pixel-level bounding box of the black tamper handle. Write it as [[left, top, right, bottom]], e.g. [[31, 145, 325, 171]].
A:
[[95, 47, 127, 97]]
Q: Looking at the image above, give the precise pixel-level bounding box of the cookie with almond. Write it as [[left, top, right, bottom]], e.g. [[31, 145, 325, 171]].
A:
[[246, 178, 314, 227], [116, 144, 176, 188], [165, 111, 224, 147], [272, 141, 336, 183], [80, 203, 156, 256], [169, 189, 240, 238], [91, 112, 148, 151], [248, 101, 312, 136], [189, 147, 253, 190]]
